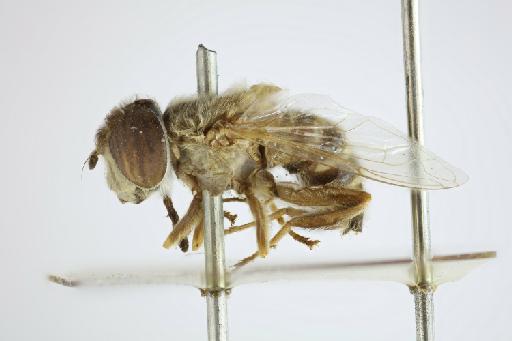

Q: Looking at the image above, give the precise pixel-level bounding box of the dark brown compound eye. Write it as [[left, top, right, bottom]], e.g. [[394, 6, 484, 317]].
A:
[[108, 99, 168, 189]]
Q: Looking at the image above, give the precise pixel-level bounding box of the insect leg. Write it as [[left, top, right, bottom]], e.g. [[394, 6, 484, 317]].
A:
[[275, 182, 370, 208], [223, 197, 246, 203], [233, 233, 315, 270], [243, 169, 279, 257], [232, 220, 315, 269], [225, 221, 255, 235], [288, 230, 320, 249], [231, 208, 308, 269], [224, 206, 306, 235], [233, 251, 260, 268], [163, 196, 189, 252], [189, 207, 235, 251], [162, 194, 203, 249], [269, 184, 371, 248], [223, 211, 237, 226], [346, 213, 364, 234], [245, 192, 270, 257], [191, 216, 204, 251], [270, 202, 284, 224], [163, 196, 179, 224]]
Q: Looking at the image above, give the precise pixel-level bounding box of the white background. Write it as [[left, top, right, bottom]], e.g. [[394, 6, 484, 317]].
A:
[[1, 0, 510, 340]]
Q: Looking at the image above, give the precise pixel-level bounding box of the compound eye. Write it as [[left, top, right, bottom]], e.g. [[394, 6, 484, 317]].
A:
[[108, 99, 168, 189]]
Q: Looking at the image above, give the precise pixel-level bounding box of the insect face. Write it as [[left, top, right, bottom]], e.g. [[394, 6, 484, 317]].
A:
[[90, 98, 171, 204]]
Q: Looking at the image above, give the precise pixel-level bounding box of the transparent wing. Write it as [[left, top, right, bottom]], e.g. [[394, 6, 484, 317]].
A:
[[231, 93, 468, 189]]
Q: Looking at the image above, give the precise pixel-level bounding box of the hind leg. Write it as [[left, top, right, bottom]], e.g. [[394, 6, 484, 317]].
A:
[[289, 163, 366, 235], [269, 182, 371, 248], [234, 183, 370, 268]]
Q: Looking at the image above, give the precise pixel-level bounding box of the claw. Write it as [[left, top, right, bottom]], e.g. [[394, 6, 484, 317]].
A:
[[223, 211, 237, 226]]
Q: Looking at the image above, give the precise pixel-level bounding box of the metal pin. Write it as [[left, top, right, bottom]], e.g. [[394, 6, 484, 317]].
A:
[[401, 1, 434, 340], [196, 44, 229, 341]]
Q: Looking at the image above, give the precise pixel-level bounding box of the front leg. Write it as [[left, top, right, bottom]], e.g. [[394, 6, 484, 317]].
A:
[[162, 193, 203, 249], [163, 196, 189, 252]]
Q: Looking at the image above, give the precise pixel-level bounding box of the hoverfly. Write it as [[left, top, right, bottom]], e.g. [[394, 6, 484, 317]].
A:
[[88, 84, 467, 265]]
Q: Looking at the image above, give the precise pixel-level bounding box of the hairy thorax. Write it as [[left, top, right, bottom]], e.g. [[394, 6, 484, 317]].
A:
[[174, 137, 256, 195], [163, 91, 261, 195]]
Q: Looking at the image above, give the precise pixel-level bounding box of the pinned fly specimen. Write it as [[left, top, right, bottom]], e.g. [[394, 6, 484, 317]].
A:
[[88, 84, 467, 265]]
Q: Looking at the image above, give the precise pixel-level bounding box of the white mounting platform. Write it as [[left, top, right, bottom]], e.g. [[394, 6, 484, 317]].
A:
[[49, 251, 496, 289]]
